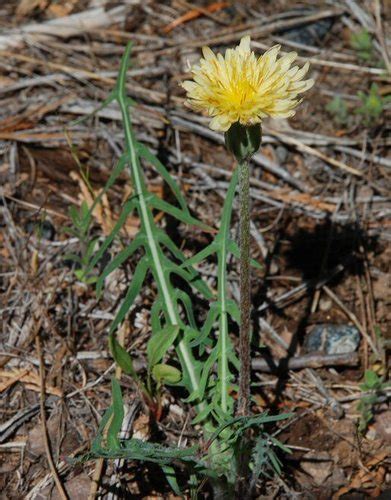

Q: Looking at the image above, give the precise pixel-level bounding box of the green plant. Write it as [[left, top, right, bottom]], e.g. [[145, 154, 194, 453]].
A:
[[326, 84, 390, 128], [350, 29, 374, 62], [64, 200, 98, 284], [84, 378, 290, 498], [69, 43, 291, 496], [357, 369, 389, 433], [325, 96, 349, 126], [356, 83, 390, 125]]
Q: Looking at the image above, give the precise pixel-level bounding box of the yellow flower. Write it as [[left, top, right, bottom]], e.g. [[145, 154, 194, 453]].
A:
[[182, 36, 314, 132]]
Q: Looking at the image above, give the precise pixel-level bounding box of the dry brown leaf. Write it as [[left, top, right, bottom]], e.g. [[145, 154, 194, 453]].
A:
[[47, 4, 73, 18], [16, 0, 49, 17], [69, 170, 140, 237], [0, 369, 62, 396], [333, 451, 388, 499]]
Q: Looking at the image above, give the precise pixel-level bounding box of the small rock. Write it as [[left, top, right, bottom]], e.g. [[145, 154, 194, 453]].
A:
[[328, 466, 346, 489], [275, 145, 289, 163], [366, 426, 377, 441], [279, 12, 334, 46], [45, 473, 91, 500], [301, 451, 333, 485], [305, 324, 360, 355], [319, 297, 333, 312], [374, 410, 391, 444], [25, 219, 56, 240]]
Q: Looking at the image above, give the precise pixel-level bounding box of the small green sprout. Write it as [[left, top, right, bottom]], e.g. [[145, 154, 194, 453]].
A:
[[64, 201, 98, 285], [356, 83, 390, 125], [357, 369, 389, 433], [326, 96, 349, 126], [350, 29, 374, 62]]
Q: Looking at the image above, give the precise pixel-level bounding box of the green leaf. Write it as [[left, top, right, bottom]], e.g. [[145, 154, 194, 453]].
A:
[[147, 325, 180, 368], [98, 42, 204, 409], [96, 234, 145, 296], [175, 290, 197, 330], [85, 237, 99, 260], [63, 253, 82, 264], [137, 142, 189, 214], [226, 299, 240, 323], [158, 234, 213, 299], [75, 269, 96, 284], [68, 90, 116, 128], [191, 402, 213, 424], [87, 196, 137, 273], [147, 194, 212, 231], [181, 243, 218, 268], [161, 465, 182, 497], [152, 364, 181, 385], [192, 305, 218, 352], [150, 298, 164, 335], [325, 96, 349, 125], [91, 406, 114, 454], [197, 348, 218, 402], [167, 262, 213, 300], [364, 369, 380, 389], [109, 257, 149, 334], [107, 378, 124, 450], [88, 154, 129, 219], [109, 336, 137, 378], [227, 240, 262, 269], [350, 29, 372, 53]]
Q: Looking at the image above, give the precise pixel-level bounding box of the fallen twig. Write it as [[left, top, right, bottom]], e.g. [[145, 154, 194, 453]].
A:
[[251, 352, 359, 372], [35, 335, 68, 500]]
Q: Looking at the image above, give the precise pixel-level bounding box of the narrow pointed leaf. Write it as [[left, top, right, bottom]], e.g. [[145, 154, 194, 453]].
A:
[[168, 263, 213, 299], [87, 197, 137, 273], [161, 465, 182, 496], [227, 239, 262, 269], [148, 194, 212, 231], [107, 378, 124, 450], [175, 290, 197, 330], [91, 406, 114, 453], [109, 257, 149, 334], [181, 243, 218, 268], [137, 142, 189, 213], [68, 90, 116, 127], [88, 154, 129, 218], [96, 234, 144, 296]]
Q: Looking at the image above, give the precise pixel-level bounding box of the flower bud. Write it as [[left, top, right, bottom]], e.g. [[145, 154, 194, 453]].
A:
[[224, 122, 262, 162]]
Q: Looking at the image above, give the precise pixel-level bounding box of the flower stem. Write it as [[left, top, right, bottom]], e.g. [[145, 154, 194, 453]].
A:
[[237, 160, 251, 417]]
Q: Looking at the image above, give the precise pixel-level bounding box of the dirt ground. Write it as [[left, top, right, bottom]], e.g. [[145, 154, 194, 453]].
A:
[[0, 1, 390, 498]]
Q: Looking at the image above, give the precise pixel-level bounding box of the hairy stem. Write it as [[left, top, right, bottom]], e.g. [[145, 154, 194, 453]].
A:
[[237, 160, 251, 417]]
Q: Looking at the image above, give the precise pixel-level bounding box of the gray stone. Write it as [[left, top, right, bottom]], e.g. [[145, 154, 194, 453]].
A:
[[305, 324, 360, 355]]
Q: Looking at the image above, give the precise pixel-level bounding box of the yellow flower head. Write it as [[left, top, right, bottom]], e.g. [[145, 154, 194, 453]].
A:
[[182, 36, 314, 132]]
